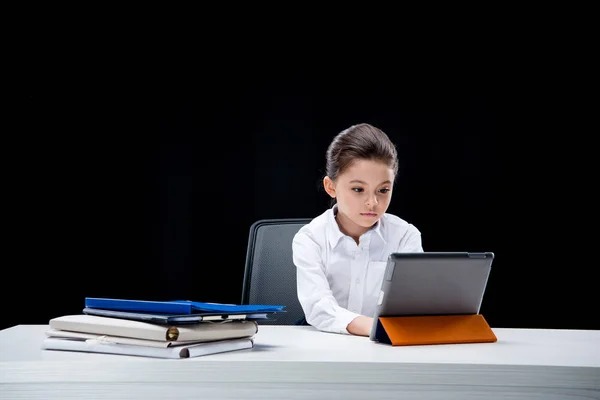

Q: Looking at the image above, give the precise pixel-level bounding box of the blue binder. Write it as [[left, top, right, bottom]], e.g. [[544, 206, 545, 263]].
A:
[[85, 297, 286, 315]]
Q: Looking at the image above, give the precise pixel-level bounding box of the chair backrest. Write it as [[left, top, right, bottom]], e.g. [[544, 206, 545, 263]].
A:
[[241, 218, 312, 325]]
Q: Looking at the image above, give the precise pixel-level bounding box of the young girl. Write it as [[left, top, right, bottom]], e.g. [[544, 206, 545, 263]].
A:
[[292, 123, 424, 337]]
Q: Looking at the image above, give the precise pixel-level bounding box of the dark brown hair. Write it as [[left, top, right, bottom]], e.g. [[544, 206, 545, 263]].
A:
[[325, 123, 398, 181]]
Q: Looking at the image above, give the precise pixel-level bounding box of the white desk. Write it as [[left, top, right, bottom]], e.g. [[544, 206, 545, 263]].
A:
[[1, 324, 599, 399]]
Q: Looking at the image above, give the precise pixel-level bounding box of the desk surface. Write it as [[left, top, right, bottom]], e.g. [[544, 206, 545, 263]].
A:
[[1, 324, 599, 400]]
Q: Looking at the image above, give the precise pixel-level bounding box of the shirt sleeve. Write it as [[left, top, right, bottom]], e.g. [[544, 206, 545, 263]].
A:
[[398, 224, 424, 252], [292, 230, 359, 335]]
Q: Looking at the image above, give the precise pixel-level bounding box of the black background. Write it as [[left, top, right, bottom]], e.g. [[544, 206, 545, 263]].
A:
[[5, 20, 596, 332]]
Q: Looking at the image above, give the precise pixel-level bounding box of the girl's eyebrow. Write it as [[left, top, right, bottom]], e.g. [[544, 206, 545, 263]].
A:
[[349, 179, 392, 185]]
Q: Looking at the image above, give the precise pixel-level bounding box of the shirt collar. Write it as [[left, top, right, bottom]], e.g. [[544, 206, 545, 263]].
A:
[[326, 204, 388, 248], [371, 216, 387, 245], [326, 204, 346, 249]]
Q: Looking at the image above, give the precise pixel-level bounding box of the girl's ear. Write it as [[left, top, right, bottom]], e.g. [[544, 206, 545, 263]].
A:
[[323, 176, 336, 199]]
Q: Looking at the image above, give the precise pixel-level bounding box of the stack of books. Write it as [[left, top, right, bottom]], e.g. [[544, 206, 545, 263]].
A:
[[42, 297, 285, 359]]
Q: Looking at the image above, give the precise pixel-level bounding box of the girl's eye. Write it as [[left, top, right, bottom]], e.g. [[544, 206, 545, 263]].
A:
[[352, 188, 364, 193], [379, 188, 390, 194]]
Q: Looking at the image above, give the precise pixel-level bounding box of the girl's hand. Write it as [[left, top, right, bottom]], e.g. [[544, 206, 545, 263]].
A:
[[347, 316, 373, 336]]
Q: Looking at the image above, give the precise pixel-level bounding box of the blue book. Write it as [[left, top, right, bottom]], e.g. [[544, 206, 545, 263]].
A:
[[85, 297, 286, 315]]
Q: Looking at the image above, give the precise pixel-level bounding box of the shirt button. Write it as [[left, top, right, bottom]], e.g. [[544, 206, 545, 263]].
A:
[[356, 279, 360, 284]]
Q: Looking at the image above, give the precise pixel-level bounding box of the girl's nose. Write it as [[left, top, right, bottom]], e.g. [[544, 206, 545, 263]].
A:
[[366, 196, 378, 207]]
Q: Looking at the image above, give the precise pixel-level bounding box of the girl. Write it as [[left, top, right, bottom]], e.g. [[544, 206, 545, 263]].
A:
[[292, 123, 423, 336]]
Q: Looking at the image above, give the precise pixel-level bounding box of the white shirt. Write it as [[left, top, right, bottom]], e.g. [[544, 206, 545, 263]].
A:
[[292, 205, 423, 334]]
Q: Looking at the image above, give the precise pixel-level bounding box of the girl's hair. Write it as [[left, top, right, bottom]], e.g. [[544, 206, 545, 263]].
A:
[[325, 123, 398, 182]]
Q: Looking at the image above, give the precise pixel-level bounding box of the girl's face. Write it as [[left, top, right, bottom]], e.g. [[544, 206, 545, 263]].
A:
[[324, 159, 395, 236]]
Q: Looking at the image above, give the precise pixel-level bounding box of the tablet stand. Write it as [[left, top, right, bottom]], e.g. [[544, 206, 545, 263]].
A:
[[373, 314, 497, 346]]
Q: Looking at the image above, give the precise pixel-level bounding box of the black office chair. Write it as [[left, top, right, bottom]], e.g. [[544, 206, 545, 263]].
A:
[[241, 218, 312, 325]]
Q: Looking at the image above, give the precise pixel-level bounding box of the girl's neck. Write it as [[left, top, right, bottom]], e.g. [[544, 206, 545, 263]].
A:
[[335, 211, 370, 245]]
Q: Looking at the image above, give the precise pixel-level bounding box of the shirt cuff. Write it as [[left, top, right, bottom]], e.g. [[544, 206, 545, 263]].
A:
[[334, 309, 362, 335]]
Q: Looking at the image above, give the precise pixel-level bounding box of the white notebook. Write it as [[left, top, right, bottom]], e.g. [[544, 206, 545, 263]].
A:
[[42, 336, 254, 359], [44, 328, 242, 348], [49, 314, 258, 342]]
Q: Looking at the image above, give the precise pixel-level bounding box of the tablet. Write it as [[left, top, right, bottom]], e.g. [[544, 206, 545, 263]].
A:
[[369, 252, 494, 341]]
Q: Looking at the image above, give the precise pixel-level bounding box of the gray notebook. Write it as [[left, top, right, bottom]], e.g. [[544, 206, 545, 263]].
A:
[[369, 252, 494, 341]]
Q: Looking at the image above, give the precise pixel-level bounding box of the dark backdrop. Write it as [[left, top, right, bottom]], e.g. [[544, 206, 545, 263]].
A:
[[5, 46, 595, 332]]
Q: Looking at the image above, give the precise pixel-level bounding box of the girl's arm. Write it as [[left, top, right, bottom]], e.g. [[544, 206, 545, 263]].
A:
[[293, 231, 360, 335]]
